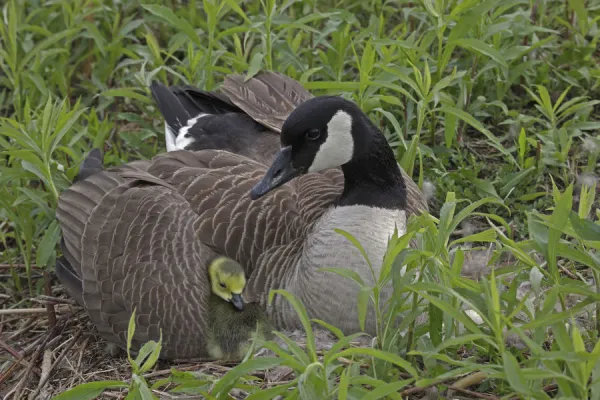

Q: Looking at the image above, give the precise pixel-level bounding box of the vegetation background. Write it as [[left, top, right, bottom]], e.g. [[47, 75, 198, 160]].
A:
[[0, 0, 599, 398]]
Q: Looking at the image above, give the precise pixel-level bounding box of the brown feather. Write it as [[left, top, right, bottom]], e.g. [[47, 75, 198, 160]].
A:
[[56, 72, 428, 359], [220, 71, 313, 133]]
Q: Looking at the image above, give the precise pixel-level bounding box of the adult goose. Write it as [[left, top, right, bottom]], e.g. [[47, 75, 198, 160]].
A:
[[55, 76, 421, 360], [152, 71, 428, 217]]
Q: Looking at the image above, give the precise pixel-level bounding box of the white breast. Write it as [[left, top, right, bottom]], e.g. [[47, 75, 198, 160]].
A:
[[304, 205, 407, 283], [282, 205, 407, 334]]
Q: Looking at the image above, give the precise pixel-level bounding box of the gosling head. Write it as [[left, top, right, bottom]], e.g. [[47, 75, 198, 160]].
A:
[[250, 96, 374, 200], [208, 257, 247, 311]]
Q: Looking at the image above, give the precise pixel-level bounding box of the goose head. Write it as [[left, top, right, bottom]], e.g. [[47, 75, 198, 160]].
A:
[[250, 96, 406, 209], [250, 96, 361, 199], [208, 257, 247, 311]]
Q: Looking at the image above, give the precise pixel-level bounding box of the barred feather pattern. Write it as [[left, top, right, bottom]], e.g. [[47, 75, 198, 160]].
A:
[[56, 149, 406, 358]]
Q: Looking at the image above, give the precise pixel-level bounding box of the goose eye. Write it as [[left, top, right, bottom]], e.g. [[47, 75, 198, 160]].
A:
[[305, 129, 320, 141], [219, 282, 226, 289]]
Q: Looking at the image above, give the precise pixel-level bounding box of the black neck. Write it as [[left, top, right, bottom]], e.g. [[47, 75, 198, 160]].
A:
[[338, 128, 407, 209]]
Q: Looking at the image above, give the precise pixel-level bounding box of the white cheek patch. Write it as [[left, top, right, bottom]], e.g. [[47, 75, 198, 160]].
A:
[[308, 110, 354, 172], [168, 113, 209, 151]]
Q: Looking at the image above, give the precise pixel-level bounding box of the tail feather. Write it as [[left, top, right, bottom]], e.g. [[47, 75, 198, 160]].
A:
[[171, 86, 242, 115], [55, 255, 84, 307], [150, 80, 192, 135], [74, 148, 104, 183]]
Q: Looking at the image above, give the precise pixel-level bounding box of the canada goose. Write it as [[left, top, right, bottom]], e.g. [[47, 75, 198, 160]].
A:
[[55, 76, 420, 360], [151, 72, 428, 217], [206, 256, 273, 360]]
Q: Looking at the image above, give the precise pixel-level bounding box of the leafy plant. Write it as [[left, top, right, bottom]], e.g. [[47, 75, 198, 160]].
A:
[[53, 309, 163, 400]]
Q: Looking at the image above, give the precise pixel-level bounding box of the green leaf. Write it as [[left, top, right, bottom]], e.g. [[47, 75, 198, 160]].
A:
[[269, 331, 310, 367], [246, 382, 295, 400], [502, 351, 530, 394], [357, 286, 371, 332], [406, 282, 488, 336], [268, 290, 318, 362], [569, 211, 600, 241], [21, 160, 49, 186], [142, 5, 201, 46], [5, 149, 44, 169], [50, 107, 87, 155], [223, 0, 251, 24], [450, 197, 507, 239], [338, 368, 350, 400], [555, 243, 600, 272], [303, 81, 360, 91], [399, 135, 419, 177], [590, 340, 600, 400], [322, 332, 367, 365], [333, 228, 373, 270], [535, 85, 554, 118], [569, 0, 589, 34], [452, 38, 508, 67], [298, 363, 324, 400], [19, 29, 79, 70], [500, 168, 536, 196], [36, 220, 60, 267], [101, 88, 152, 104], [127, 308, 137, 369], [444, 110, 457, 148], [311, 319, 345, 340], [467, 176, 501, 199], [547, 185, 573, 277], [434, 333, 490, 353], [450, 228, 496, 247], [318, 267, 365, 287], [262, 339, 307, 372], [245, 53, 264, 81], [52, 381, 128, 400], [137, 337, 163, 374], [210, 357, 283, 397], [132, 374, 158, 400], [440, 105, 516, 164], [335, 348, 418, 377], [518, 127, 527, 162], [428, 299, 443, 347], [361, 379, 414, 400]]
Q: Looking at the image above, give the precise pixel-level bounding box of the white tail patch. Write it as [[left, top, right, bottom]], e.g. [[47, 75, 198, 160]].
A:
[[165, 113, 209, 152], [308, 110, 354, 172], [165, 122, 177, 152]]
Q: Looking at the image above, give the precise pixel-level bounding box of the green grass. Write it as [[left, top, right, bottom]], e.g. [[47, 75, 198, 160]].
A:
[[1, 0, 599, 398]]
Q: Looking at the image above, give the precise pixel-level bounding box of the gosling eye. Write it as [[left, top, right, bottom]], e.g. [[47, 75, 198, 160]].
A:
[[305, 128, 320, 141], [219, 282, 226, 289]]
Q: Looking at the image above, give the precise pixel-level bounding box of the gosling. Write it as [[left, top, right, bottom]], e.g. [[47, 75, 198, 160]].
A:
[[206, 256, 274, 360]]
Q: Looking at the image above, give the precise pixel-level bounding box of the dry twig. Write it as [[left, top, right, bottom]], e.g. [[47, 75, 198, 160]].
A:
[[28, 330, 83, 400]]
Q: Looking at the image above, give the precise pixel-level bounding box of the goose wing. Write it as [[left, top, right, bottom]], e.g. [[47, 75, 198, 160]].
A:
[[169, 85, 243, 116], [55, 149, 341, 359], [56, 155, 215, 360], [220, 71, 313, 133], [146, 150, 343, 269]]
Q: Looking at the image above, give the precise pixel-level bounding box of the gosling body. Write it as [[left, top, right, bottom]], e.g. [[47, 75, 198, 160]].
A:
[[205, 257, 273, 360]]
